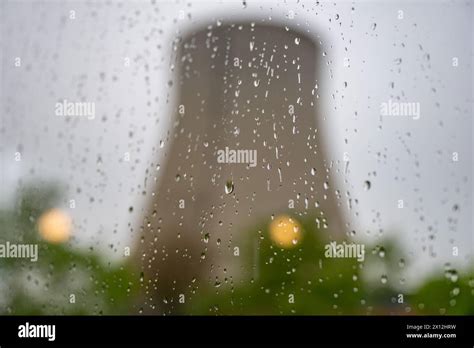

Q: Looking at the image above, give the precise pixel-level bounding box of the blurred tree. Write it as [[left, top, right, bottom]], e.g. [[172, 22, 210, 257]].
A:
[[184, 214, 474, 315], [0, 183, 139, 315], [0, 184, 472, 315]]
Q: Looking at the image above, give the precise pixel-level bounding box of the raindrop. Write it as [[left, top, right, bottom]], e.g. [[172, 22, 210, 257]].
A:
[[378, 247, 385, 258], [225, 180, 234, 194], [398, 258, 405, 268], [445, 268, 459, 283], [363, 180, 371, 191]]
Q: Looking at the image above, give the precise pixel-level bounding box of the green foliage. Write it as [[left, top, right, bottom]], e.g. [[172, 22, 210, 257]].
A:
[[0, 183, 140, 315], [1, 184, 473, 315], [187, 216, 387, 314], [409, 269, 474, 315], [186, 215, 474, 315]]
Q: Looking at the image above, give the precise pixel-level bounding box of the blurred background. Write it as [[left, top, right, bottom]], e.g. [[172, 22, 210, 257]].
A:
[[0, 0, 473, 315]]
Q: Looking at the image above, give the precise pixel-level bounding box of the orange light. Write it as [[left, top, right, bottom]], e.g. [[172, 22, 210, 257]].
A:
[[269, 215, 302, 248], [37, 208, 71, 244]]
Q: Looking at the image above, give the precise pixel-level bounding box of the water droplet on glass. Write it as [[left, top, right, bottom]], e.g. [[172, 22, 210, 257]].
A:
[[445, 269, 458, 283], [364, 180, 371, 190], [225, 180, 234, 194], [398, 258, 405, 268], [378, 247, 385, 258]]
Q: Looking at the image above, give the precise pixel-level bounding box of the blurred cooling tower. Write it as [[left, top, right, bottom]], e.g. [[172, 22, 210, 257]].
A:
[[136, 23, 345, 313]]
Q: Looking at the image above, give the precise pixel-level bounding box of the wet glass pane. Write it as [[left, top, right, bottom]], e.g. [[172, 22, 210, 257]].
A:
[[0, 0, 472, 317]]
